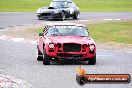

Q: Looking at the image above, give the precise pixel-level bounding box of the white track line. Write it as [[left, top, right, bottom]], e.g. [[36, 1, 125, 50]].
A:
[[43, 19, 121, 23], [0, 35, 37, 45], [104, 19, 113, 21], [113, 19, 121, 20], [97, 54, 114, 57], [79, 20, 91, 21], [11, 38, 25, 42]]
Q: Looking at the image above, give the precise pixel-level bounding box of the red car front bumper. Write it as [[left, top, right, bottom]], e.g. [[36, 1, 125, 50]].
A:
[[46, 48, 96, 60]]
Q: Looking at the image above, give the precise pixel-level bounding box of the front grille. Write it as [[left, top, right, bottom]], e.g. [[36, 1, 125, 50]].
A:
[[63, 43, 81, 52], [57, 53, 82, 57], [41, 13, 52, 16]]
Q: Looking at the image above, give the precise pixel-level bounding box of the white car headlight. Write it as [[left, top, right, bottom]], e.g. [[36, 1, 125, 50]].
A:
[[49, 43, 55, 48], [77, 7, 79, 11], [54, 10, 59, 14], [89, 45, 95, 51], [37, 8, 41, 13]]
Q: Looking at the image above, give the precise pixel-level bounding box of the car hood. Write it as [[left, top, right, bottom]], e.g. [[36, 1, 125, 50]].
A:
[[46, 36, 95, 45], [39, 7, 63, 13]]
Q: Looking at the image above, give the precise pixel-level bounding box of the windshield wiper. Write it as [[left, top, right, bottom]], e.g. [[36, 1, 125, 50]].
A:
[[78, 36, 87, 37]]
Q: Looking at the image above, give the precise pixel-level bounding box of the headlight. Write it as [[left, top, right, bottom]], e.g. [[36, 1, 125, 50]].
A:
[[37, 8, 41, 13], [49, 43, 54, 48], [89, 45, 95, 51], [54, 10, 59, 14], [77, 7, 79, 11]]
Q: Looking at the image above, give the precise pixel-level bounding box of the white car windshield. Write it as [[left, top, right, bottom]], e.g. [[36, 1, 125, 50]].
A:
[[50, 1, 68, 8], [46, 26, 88, 37]]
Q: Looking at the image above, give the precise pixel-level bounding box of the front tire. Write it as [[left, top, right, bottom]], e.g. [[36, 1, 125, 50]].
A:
[[73, 11, 80, 19], [43, 49, 50, 65], [37, 46, 43, 61], [88, 55, 96, 65]]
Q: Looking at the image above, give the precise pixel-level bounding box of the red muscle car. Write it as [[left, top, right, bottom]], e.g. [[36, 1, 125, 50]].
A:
[[37, 23, 96, 65]]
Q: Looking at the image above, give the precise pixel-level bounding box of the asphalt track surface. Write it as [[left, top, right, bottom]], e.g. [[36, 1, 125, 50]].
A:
[[0, 12, 132, 28], [0, 12, 132, 88], [0, 40, 132, 88]]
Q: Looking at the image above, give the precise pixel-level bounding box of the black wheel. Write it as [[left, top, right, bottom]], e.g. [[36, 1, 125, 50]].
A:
[[88, 55, 96, 65], [43, 49, 50, 65], [61, 12, 65, 21], [37, 48, 43, 61], [73, 11, 80, 19]]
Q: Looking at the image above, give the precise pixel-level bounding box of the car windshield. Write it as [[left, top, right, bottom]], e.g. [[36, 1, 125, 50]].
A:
[[46, 26, 88, 37], [50, 1, 68, 8]]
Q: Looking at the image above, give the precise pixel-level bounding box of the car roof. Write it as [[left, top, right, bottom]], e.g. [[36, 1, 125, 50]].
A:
[[52, 0, 72, 2], [46, 23, 86, 27]]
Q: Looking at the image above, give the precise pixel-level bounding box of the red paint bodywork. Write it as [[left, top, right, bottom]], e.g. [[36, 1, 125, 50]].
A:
[[38, 23, 96, 60]]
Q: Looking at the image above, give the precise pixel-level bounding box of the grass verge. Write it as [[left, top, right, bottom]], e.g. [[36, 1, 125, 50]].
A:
[[88, 21, 132, 44], [0, 0, 132, 12]]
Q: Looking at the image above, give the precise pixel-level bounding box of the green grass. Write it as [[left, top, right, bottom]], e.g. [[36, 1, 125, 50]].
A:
[[88, 21, 132, 44], [0, 0, 132, 12], [37, 28, 43, 33], [75, 0, 132, 12], [0, 0, 50, 12]]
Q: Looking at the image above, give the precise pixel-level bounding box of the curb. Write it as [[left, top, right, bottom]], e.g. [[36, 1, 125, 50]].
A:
[[0, 74, 32, 88]]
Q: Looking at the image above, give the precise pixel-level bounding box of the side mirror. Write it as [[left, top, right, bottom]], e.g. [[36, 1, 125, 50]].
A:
[[39, 32, 44, 36]]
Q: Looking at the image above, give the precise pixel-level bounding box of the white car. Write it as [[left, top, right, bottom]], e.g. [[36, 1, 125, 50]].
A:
[[37, 0, 80, 21]]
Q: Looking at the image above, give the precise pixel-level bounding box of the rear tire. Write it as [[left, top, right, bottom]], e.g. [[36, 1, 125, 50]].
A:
[[37, 47, 43, 61], [88, 55, 96, 65], [73, 11, 80, 19], [43, 49, 50, 65]]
